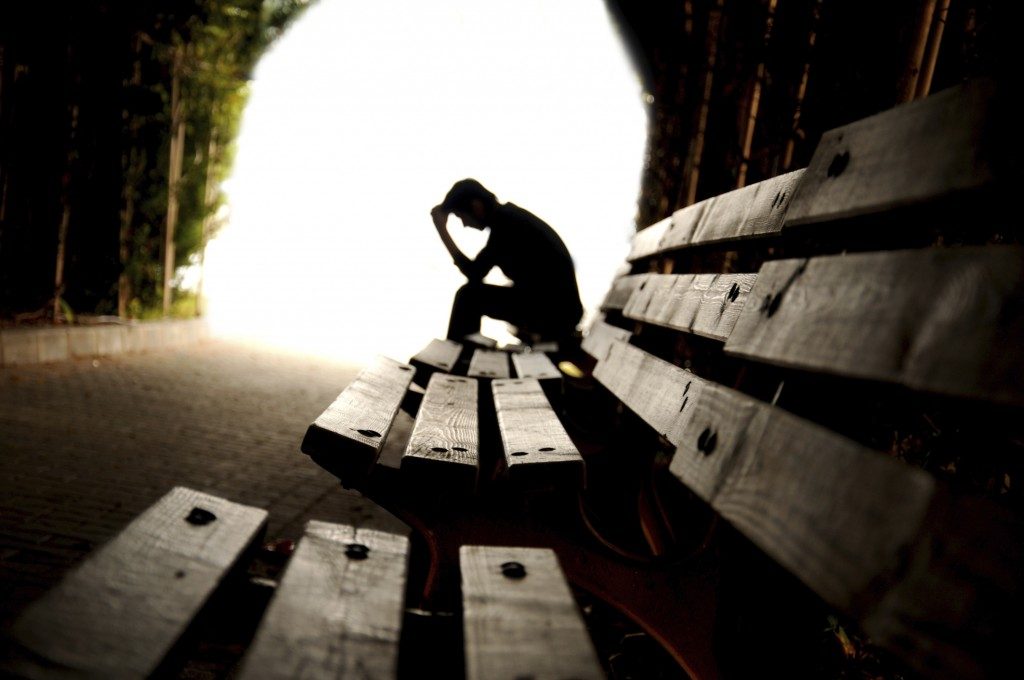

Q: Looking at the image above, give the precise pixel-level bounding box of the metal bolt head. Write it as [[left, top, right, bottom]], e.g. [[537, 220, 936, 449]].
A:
[[501, 561, 527, 579], [697, 428, 718, 456], [345, 543, 370, 560], [827, 150, 850, 178], [186, 507, 217, 526]]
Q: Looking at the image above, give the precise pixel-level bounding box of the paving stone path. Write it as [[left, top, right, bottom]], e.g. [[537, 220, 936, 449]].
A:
[[0, 339, 364, 629]]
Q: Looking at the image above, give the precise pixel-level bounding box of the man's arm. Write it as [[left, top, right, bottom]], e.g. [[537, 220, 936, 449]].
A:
[[431, 206, 488, 281]]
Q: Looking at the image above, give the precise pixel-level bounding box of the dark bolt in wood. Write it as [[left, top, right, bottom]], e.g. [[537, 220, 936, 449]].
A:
[[827, 151, 850, 178], [356, 429, 381, 438], [185, 507, 217, 526], [728, 282, 741, 302], [697, 428, 718, 456], [501, 561, 527, 579], [345, 543, 370, 560]]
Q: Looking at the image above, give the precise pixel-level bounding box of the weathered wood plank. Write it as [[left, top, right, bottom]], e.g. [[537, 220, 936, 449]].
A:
[[643, 169, 804, 255], [410, 338, 462, 377], [492, 379, 583, 484], [622, 272, 757, 341], [581, 318, 632, 361], [669, 378, 936, 613], [8, 487, 267, 679], [402, 373, 479, 486], [460, 545, 603, 680], [237, 520, 409, 680], [666, 375, 1023, 679], [785, 79, 996, 226], [627, 216, 671, 262], [725, 246, 1024, 404], [510, 351, 560, 380], [597, 338, 1019, 678], [301, 355, 415, 486], [600, 274, 649, 312], [593, 339, 700, 445], [467, 349, 510, 379]]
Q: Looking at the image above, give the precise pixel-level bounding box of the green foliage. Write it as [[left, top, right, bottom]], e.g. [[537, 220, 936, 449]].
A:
[[122, 0, 313, 318]]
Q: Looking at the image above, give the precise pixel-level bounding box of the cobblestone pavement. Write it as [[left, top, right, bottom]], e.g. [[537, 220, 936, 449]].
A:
[[0, 339, 364, 629]]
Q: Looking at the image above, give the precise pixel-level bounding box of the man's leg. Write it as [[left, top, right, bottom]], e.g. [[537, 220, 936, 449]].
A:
[[446, 283, 523, 341]]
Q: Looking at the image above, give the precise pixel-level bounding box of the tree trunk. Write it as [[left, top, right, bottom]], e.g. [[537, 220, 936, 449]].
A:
[[118, 36, 144, 318], [196, 127, 218, 317], [162, 44, 186, 317], [737, 0, 779, 188], [54, 103, 79, 322], [896, 0, 939, 103], [682, 0, 725, 206], [915, 0, 951, 99], [783, 0, 822, 171]]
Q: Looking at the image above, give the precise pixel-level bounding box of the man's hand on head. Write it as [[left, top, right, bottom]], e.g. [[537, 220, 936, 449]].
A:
[[430, 205, 449, 231]]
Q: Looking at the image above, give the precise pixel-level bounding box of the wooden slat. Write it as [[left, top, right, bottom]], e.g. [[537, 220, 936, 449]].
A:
[[600, 274, 649, 312], [301, 355, 415, 486], [464, 332, 499, 349], [622, 272, 758, 341], [467, 349, 510, 379], [581, 318, 632, 361], [492, 379, 583, 484], [785, 79, 996, 227], [460, 545, 603, 680], [592, 339, 699, 445], [597, 339, 1021, 677], [8, 487, 267, 679], [627, 216, 671, 262], [511, 351, 560, 380], [725, 246, 1024, 404], [634, 169, 805, 256], [669, 377, 935, 613], [410, 338, 462, 374], [402, 373, 479, 486], [237, 520, 409, 680]]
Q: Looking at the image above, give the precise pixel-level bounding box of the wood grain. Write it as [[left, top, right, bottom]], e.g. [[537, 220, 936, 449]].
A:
[[600, 274, 649, 312], [649, 169, 804, 255], [581, 317, 632, 361], [8, 487, 267, 679], [467, 349, 510, 379], [725, 246, 1024, 404], [623, 272, 758, 341], [402, 373, 479, 486], [593, 339, 700, 445], [627, 216, 671, 262], [492, 379, 583, 484], [595, 338, 1019, 677], [510, 351, 560, 380], [410, 338, 462, 374], [669, 379, 936, 613], [301, 355, 415, 486], [460, 545, 603, 680], [785, 79, 996, 226], [237, 521, 409, 680]]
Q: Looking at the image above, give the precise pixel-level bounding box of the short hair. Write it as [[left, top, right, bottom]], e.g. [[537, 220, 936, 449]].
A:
[[441, 179, 497, 213]]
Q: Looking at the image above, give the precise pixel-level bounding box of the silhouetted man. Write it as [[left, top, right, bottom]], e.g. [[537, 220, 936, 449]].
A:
[[431, 179, 584, 345]]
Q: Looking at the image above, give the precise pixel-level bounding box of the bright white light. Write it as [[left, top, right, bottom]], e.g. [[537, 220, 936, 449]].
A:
[[204, 0, 645, 365]]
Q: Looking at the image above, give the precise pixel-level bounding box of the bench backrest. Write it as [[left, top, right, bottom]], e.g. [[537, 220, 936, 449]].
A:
[[587, 78, 1017, 680]]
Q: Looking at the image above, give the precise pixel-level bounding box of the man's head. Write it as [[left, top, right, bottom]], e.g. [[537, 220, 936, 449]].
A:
[[441, 179, 498, 230]]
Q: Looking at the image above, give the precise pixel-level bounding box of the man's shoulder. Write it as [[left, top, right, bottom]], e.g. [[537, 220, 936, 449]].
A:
[[496, 202, 553, 231]]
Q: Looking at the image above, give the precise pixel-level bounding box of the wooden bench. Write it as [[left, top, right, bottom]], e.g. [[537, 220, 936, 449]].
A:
[[5, 486, 602, 679], [297, 78, 1018, 679], [8, 79, 1018, 679]]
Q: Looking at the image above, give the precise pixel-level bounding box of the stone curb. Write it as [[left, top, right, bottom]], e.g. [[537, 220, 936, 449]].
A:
[[0, 318, 209, 367]]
